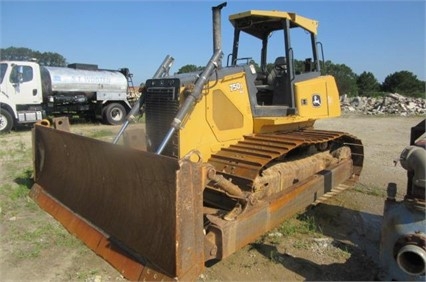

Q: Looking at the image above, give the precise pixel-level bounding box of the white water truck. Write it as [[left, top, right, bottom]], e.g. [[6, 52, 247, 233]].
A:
[[0, 60, 136, 133]]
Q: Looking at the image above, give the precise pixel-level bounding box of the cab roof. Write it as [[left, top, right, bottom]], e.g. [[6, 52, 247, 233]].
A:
[[229, 10, 318, 38]]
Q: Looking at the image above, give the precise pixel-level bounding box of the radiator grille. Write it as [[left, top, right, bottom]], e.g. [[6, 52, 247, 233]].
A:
[[145, 79, 180, 158]]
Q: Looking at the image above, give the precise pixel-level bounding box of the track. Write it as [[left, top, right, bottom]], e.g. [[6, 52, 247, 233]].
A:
[[208, 128, 364, 190]]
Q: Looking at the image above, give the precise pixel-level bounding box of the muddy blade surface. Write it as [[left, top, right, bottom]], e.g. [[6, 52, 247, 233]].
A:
[[30, 125, 204, 280]]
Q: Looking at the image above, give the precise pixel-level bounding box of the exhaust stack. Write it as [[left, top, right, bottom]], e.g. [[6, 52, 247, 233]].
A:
[[212, 2, 227, 68]]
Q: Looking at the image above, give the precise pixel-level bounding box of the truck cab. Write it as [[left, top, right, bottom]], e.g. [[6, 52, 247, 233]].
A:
[[0, 61, 45, 132]]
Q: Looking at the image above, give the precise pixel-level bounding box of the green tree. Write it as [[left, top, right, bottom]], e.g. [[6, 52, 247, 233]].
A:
[[382, 71, 425, 98], [264, 59, 306, 73], [294, 59, 306, 74], [322, 60, 358, 96], [38, 52, 67, 66], [1, 47, 34, 61], [0, 46, 67, 66], [177, 64, 204, 74], [357, 71, 380, 96]]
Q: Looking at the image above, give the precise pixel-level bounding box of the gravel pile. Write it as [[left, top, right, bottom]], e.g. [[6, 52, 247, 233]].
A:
[[340, 93, 426, 116]]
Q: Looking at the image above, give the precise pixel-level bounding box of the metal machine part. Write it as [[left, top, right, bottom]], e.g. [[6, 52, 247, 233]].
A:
[[378, 119, 426, 281], [112, 55, 175, 144], [31, 124, 362, 280], [29, 3, 364, 281]]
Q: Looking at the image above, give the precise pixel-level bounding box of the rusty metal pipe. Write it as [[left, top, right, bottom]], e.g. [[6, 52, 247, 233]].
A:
[[207, 168, 244, 198]]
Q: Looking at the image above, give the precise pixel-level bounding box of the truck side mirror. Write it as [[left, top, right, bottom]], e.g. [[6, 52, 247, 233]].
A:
[[17, 66, 24, 83]]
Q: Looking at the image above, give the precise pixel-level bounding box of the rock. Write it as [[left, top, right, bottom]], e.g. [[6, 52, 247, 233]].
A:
[[350, 96, 363, 108], [341, 93, 426, 116], [268, 231, 283, 238], [387, 93, 406, 101], [406, 102, 416, 110]]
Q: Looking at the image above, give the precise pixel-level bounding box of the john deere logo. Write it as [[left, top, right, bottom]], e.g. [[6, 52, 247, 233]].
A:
[[312, 94, 321, 107]]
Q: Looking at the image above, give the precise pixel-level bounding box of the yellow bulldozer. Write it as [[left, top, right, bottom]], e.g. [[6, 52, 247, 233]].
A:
[[30, 3, 363, 281]]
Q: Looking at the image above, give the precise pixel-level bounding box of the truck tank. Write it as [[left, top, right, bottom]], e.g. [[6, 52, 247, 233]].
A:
[[40, 66, 128, 98]]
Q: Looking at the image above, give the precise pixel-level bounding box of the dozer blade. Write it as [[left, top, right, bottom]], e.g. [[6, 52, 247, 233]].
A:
[[30, 125, 205, 281]]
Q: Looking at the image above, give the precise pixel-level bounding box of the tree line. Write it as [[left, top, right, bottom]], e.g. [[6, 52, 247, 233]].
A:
[[321, 61, 425, 98], [1, 47, 67, 67], [178, 61, 425, 99], [1, 47, 424, 98]]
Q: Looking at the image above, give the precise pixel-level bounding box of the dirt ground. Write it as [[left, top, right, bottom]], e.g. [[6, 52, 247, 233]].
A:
[[0, 114, 424, 281]]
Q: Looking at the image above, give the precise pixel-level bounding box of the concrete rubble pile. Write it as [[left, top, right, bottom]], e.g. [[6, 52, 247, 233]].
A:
[[340, 93, 426, 116]]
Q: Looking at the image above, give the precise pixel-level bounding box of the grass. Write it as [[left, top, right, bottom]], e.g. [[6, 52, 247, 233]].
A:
[[0, 139, 30, 160], [9, 222, 82, 261], [1, 163, 82, 262], [278, 214, 319, 237], [1, 126, 129, 280], [353, 183, 386, 197], [330, 244, 351, 260], [292, 240, 310, 250], [261, 212, 354, 264], [0, 131, 84, 265], [268, 249, 281, 263], [8, 183, 29, 201], [264, 213, 323, 251], [75, 269, 100, 280], [1, 166, 35, 210], [86, 129, 115, 139]]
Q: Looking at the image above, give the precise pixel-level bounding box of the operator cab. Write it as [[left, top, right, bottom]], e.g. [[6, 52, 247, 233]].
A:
[[228, 10, 323, 117]]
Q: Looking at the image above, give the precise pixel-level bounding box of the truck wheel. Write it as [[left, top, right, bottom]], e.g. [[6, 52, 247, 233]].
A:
[[0, 109, 13, 134], [103, 103, 126, 125]]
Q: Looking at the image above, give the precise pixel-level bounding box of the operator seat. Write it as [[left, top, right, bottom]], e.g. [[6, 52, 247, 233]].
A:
[[254, 57, 288, 105], [267, 56, 287, 86], [271, 57, 290, 105]]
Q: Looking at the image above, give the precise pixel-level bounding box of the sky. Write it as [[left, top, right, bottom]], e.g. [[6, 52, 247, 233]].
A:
[[0, 0, 425, 85]]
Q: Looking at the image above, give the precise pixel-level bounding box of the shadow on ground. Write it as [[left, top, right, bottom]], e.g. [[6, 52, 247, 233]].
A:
[[250, 241, 376, 281], [251, 202, 383, 281], [14, 169, 34, 189]]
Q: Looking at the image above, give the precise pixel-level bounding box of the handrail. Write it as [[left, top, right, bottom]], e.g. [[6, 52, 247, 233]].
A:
[[316, 41, 325, 72], [156, 50, 223, 155]]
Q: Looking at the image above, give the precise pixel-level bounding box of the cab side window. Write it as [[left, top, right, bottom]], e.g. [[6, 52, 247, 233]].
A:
[[10, 65, 33, 83], [22, 66, 33, 82]]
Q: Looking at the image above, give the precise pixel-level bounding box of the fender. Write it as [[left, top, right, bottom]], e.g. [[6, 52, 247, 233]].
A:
[[0, 97, 18, 120]]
